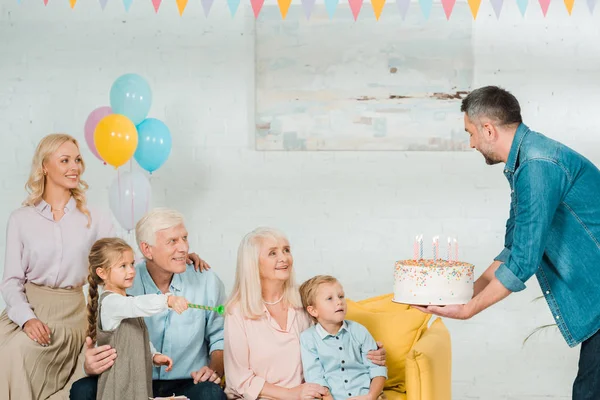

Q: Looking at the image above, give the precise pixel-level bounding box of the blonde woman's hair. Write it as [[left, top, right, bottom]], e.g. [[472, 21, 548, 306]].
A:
[[226, 227, 302, 319], [299, 275, 339, 322], [86, 237, 134, 343], [135, 208, 185, 249], [23, 133, 91, 226]]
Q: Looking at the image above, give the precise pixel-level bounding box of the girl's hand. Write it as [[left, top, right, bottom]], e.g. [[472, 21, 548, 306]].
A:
[[167, 295, 189, 314], [153, 354, 173, 372], [23, 318, 51, 346]]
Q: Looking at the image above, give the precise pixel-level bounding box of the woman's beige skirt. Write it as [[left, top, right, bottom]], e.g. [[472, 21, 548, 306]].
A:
[[0, 282, 87, 400]]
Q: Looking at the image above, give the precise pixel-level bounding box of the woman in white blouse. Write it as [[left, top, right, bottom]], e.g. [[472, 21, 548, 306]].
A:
[[0, 133, 115, 399]]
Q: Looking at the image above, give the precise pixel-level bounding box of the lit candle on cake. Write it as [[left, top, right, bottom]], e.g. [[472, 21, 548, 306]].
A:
[[447, 237, 451, 262], [419, 234, 423, 260]]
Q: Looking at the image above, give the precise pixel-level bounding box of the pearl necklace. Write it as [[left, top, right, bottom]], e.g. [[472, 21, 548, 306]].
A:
[[263, 294, 284, 306]]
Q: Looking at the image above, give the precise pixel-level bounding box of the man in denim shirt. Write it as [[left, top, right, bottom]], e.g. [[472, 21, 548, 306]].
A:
[[414, 86, 600, 399], [70, 208, 227, 400]]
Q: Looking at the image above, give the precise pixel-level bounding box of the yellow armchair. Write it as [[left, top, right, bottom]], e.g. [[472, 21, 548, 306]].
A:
[[346, 294, 452, 400]]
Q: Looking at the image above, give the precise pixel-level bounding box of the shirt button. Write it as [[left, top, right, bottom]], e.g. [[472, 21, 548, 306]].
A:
[[341, 368, 345, 371], [342, 360, 345, 364], [556, 315, 560, 320], [345, 380, 348, 383], [339, 347, 342, 350], [348, 394, 351, 397], [335, 337, 339, 340], [546, 291, 550, 294]]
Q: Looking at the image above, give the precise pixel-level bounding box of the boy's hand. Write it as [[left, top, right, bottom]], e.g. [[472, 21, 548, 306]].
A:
[[153, 354, 173, 371], [167, 295, 189, 314]]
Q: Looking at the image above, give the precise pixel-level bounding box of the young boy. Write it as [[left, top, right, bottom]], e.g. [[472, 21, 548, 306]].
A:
[[299, 275, 387, 400]]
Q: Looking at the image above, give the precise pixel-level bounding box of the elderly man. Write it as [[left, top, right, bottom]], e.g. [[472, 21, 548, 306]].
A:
[[414, 86, 600, 400], [70, 208, 227, 400]]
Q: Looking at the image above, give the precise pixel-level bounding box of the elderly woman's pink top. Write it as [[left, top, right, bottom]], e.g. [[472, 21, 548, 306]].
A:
[[224, 303, 312, 400], [0, 197, 113, 327]]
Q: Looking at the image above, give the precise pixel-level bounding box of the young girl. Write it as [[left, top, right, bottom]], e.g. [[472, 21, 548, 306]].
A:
[[87, 237, 190, 400]]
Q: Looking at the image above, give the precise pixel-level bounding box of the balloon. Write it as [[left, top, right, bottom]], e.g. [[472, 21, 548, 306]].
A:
[[108, 170, 152, 231], [84, 106, 112, 162], [134, 118, 172, 173], [109, 74, 152, 126], [94, 114, 138, 168]]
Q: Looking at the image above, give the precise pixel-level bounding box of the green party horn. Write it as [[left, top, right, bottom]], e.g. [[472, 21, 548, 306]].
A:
[[188, 304, 225, 315]]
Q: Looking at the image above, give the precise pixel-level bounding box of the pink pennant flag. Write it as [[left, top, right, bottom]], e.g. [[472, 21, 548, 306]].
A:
[[251, 0, 265, 17], [43, 0, 49, 5], [152, 0, 162, 12], [396, 0, 410, 18], [441, 0, 455, 18], [348, 0, 363, 20], [301, 0, 316, 18], [99, 0, 108, 9], [490, 0, 503, 17], [539, 0, 550, 15], [201, 0, 214, 16]]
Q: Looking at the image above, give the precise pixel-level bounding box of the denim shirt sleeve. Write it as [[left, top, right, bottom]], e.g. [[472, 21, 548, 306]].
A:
[[495, 195, 516, 263], [300, 330, 329, 388], [495, 159, 569, 292], [204, 274, 226, 353]]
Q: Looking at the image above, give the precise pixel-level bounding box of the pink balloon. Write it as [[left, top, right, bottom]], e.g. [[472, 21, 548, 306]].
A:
[[84, 106, 112, 161]]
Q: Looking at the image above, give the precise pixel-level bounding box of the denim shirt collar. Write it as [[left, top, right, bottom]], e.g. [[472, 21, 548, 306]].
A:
[[504, 123, 531, 174]]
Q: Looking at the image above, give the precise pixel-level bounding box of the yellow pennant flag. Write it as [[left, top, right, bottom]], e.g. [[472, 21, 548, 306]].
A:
[[70, 0, 76, 8], [564, 0, 574, 13], [467, 0, 481, 18], [278, 0, 292, 18], [372, 0, 386, 19], [176, 0, 188, 15]]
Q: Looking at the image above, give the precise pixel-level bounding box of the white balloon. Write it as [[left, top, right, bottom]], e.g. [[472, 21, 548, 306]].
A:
[[108, 170, 152, 231]]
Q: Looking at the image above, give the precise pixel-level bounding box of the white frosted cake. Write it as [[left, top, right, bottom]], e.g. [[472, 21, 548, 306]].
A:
[[393, 259, 475, 306]]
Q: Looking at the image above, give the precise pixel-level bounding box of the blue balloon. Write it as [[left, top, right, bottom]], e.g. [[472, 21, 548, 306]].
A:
[[110, 74, 152, 125], [134, 118, 172, 173]]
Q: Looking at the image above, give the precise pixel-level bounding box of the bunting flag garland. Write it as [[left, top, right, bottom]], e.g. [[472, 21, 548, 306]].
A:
[[371, 0, 386, 19], [201, 0, 214, 16], [396, 0, 410, 19], [227, 0, 241, 16], [490, 0, 503, 17], [277, 0, 292, 18], [175, 0, 187, 15], [348, 0, 363, 20], [467, 0, 482, 17], [301, 0, 316, 19], [441, 0, 456, 19], [18, 0, 600, 19]]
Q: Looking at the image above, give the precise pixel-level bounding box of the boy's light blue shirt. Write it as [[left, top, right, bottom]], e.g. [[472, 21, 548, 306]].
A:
[[494, 123, 600, 347], [300, 320, 387, 399], [127, 261, 226, 380]]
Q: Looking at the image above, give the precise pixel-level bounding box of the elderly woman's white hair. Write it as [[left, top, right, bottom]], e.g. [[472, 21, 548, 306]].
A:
[[226, 227, 302, 319], [135, 207, 185, 249]]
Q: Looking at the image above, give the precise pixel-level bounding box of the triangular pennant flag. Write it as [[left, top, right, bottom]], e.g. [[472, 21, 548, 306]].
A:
[[587, 0, 597, 12], [176, 0, 188, 15], [324, 0, 339, 17], [151, 0, 162, 12], [123, 0, 133, 11], [43, 0, 49, 5], [564, 0, 574, 13], [372, 0, 386, 19], [516, 0, 528, 14], [490, 0, 503, 17], [99, 0, 108, 10], [467, 0, 481, 18], [348, 0, 363, 19], [539, 0, 550, 15], [70, 0, 76, 8], [201, 0, 214, 16], [396, 0, 410, 18], [418, 0, 432, 18], [227, 0, 240, 16], [301, 0, 316, 18], [277, 0, 292, 18], [250, 0, 265, 18], [441, 0, 456, 19]]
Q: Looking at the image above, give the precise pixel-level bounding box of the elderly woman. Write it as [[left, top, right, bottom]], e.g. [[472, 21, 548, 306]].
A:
[[224, 227, 386, 400]]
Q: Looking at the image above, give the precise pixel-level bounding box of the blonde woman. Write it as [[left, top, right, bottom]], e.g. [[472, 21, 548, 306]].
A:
[[224, 228, 386, 400], [0, 133, 114, 399]]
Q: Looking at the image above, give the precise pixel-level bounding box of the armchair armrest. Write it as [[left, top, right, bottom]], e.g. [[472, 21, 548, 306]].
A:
[[405, 318, 452, 400]]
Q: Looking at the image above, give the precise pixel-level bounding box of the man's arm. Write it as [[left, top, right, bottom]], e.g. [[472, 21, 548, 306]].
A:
[[473, 260, 502, 297], [209, 350, 224, 378]]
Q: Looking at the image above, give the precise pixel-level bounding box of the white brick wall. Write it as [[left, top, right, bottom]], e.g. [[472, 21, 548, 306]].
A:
[[1, 1, 598, 398]]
